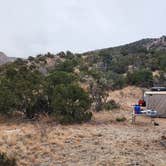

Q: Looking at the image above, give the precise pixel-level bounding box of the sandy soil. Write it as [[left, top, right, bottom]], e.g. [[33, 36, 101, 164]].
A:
[[0, 86, 165, 166]]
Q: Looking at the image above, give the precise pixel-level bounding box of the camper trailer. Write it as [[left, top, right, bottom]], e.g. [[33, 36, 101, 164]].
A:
[[144, 90, 166, 118]]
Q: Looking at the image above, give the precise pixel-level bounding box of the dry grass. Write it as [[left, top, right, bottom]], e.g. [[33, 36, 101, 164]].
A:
[[108, 86, 143, 110], [0, 86, 165, 166], [0, 112, 165, 166]]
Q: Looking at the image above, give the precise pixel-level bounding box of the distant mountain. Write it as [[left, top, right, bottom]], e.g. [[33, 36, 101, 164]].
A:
[[0, 52, 16, 65], [84, 36, 166, 55]]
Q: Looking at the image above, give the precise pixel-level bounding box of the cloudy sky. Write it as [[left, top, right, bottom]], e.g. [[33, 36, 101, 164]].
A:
[[0, 0, 166, 57]]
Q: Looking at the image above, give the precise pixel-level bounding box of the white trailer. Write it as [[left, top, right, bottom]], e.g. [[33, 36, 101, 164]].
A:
[[144, 91, 166, 118]]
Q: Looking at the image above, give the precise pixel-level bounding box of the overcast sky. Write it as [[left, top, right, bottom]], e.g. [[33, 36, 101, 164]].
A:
[[0, 0, 166, 57]]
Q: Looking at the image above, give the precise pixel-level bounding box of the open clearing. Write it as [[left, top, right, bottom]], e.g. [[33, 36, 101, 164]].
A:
[[0, 112, 166, 166], [0, 86, 165, 166]]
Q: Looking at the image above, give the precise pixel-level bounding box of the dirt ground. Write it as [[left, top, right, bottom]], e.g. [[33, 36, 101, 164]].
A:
[[0, 86, 165, 166], [0, 112, 165, 166]]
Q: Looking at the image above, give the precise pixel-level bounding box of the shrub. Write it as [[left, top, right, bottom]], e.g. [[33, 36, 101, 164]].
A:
[[45, 52, 55, 58], [88, 69, 103, 80], [47, 71, 77, 87], [0, 152, 17, 166], [105, 71, 126, 90], [55, 59, 78, 72], [109, 56, 130, 74], [28, 56, 35, 61], [0, 65, 45, 118], [51, 84, 92, 124], [116, 117, 126, 122], [159, 55, 166, 71], [104, 100, 120, 110], [127, 69, 153, 87], [25, 96, 52, 118], [0, 87, 20, 115]]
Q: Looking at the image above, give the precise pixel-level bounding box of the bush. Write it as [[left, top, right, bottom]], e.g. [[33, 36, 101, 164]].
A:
[[89, 70, 101, 80], [0, 87, 19, 115], [28, 56, 35, 61], [0, 65, 45, 118], [25, 96, 52, 118], [51, 84, 92, 124], [104, 100, 120, 110], [127, 69, 153, 87], [105, 71, 126, 90], [55, 59, 78, 72], [116, 117, 126, 122], [0, 152, 17, 166], [47, 71, 77, 87], [45, 52, 55, 58], [159, 55, 166, 71]]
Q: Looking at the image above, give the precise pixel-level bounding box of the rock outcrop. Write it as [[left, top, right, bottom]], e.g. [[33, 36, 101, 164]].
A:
[[0, 52, 15, 65]]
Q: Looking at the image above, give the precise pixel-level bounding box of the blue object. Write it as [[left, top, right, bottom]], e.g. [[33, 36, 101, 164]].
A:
[[134, 105, 141, 114]]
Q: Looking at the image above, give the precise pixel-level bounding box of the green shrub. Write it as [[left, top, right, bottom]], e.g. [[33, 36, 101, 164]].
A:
[[0, 65, 45, 118], [51, 84, 92, 124], [0, 152, 17, 166], [55, 59, 78, 72], [25, 96, 52, 118], [47, 71, 77, 87], [104, 100, 120, 110], [28, 56, 35, 61], [105, 71, 126, 90], [45, 52, 55, 58], [0, 87, 19, 115], [116, 117, 126, 122], [127, 69, 153, 87], [159, 55, 166, 71]]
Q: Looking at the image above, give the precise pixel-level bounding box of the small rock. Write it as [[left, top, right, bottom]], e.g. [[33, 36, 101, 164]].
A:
[[161, 135, 166, 140]]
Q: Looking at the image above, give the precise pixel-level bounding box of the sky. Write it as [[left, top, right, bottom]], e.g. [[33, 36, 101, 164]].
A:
[[0, 0, 166, 57]]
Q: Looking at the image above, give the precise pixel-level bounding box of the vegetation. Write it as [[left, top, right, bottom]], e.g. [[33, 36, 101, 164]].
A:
[[0, 152, 17, 166], [0, 37, 166, 120], [0, 63, 45, 118], [103, 100, 120, 111], [127, 69, 153, 87], [0, 58, 92, 123], [116, 117, 127, 122], [47, 70, 92, 123], [51, 84, 92, 124]]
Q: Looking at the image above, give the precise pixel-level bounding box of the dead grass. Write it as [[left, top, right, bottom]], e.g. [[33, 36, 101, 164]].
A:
[[108, 86, 144, 110], [0, 111, 165, 166], [0, 86, 165, 166]]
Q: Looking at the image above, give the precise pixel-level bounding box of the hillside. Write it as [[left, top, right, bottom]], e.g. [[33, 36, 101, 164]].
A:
[[34, 36, 166, 87], [86, 35, 166, 54], [0, 36, 165, 116], [0, 52, 15, 65], [82, 36, 166, 86]]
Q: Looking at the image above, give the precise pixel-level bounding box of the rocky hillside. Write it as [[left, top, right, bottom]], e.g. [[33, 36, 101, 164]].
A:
[[80, 36, 166, 88], [0, 36, 166, 89], [0, 52, 15, 65], [85, 35, 166, 55]]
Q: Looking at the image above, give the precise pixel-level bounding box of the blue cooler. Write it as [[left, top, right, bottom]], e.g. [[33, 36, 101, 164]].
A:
[[134, 105, 141, 114]]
